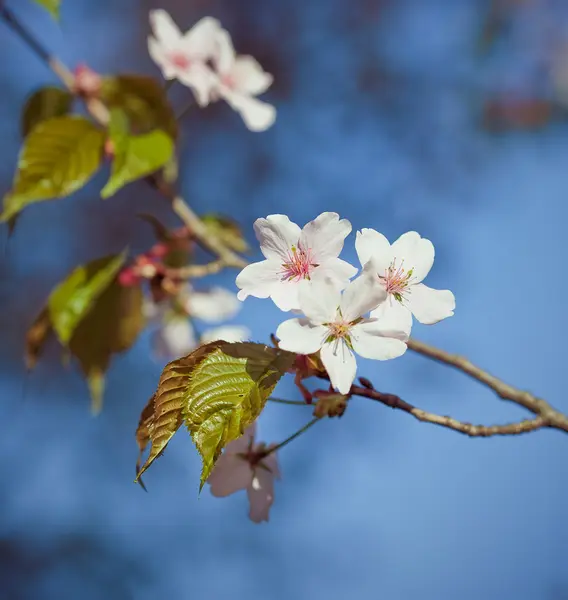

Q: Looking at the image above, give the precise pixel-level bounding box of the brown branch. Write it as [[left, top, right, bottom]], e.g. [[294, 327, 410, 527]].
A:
[[163, 258, 226, 279]]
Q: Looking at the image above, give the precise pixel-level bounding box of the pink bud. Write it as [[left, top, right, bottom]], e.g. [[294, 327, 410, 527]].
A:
[[118, 268, 141, 287], [72, 63, 103, 97]]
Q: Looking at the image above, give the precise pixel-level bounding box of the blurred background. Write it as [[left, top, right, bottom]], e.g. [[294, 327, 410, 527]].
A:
[[1, 0, 567, 598]]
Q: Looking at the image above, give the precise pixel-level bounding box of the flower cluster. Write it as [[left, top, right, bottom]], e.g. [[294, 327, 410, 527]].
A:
[[148, 10, 275, 131]]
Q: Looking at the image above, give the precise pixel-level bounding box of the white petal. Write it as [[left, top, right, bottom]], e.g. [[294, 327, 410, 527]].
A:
[[406, 283, 455, 325], [232, 56, 273, 95], [320, 340, 357, 395], [200, 325, 251, 344], [391, 232, 434, 283], [182, 16, 222, 58], [149, 10, 183, 50], [247, 465, 275, 523], [213, 28, 235, 74], [208, 454, 252, 497], [355, 228, 393, 273], [276, 318, 326, 354], [186, 286, 240, 323], [177, 64, 218, 107], [370, 297, 413, 339], [351, 321, 408, 361], [253, 215, 301, 261], [147, 36, 177, 79], [339, 264, 387, 322], [269, 280, 303, 312], [300, 212, 352, 262], [314, 258, 358, 286], [221, 88, 276, 131], [154, 318, 197, 358], [298, 278, 341, 324], [235, 259, 280, 300]]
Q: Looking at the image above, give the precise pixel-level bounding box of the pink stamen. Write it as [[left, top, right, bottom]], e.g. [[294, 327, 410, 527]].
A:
[[280, 244, 318, 282], [380, 259, 413, 300]]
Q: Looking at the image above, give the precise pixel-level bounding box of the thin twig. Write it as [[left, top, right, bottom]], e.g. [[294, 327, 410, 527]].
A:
[[262, 418, 320, 457], [267, 397, 310, 406], [164, 259, 226, 279]]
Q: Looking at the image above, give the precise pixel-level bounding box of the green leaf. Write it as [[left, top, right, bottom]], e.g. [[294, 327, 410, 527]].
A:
[[1, 116, 105, 222], [48, 252, 126, 345], [100, 75, 178, 138], [70, 279, 145, 414], [181, 342, 294, 489], [21, 86, 73, 137], [202, 214, 251, 254], [101, 111, 174, 199], [32, 0, 60, 20]]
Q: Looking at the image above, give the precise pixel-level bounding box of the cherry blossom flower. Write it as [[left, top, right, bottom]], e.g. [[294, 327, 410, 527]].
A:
[[355, 229, 455, 332], [207, 422, 280, 523], [236, 213, 357, 312], [200, 325, 251, 344], [211, 29, 275, 131], [147, 10, 220, 106], [276, 265, 409, 394], [183, 286, 241, 323]]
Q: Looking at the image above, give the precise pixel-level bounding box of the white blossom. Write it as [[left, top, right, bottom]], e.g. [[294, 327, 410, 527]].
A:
[[200, 325, 251, 344], [184, 286, 241, 323], [276, 265, 409, 394], [236, 212, 357, 312], [207, 422, 280, 523], [147, 10, 220, 106], [356, 229, 455, 332]]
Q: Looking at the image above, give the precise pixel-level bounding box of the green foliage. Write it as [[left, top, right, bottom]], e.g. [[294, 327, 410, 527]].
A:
[[100, 75, 178, 138], [135, 342, 295, 489], [32, 0, 60, 20], [1, 116, 105, 221], [202, 214, 251, 254], [48, 253, 126, 345], [101, 110, 174, 199], [21, 86, 73, 137]]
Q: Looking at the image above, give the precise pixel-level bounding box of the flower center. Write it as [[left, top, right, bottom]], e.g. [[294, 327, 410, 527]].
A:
[[280, 244, 318, 282], [169, 52, 191, 70], [221, 73, 236, 89], [380, 259, 414, 303]]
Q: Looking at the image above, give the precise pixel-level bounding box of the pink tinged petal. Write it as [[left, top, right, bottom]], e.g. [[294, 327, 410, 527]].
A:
[[177, 65, 219, 106], [149, 10, 183, 49], [225, 422, 257, 454], [370, 297, 413, 339], [406, 283, 455, 325], [320, 340, 357, 395], [200, 325, 251, 344], [351, 321, 408, 360], [181, 17, 223, 58], [276, 318, 327, 355], [259, 450, 281, 480], [298, 278, 341, 324], [213, 28, 236, 74], [391, 231, 434, 283], [235, 259, 281, 300], [220, 88, 276, 131], [339, 264, 387, 322], [355, 228, 393, 273], [300, 212, 352, 262], [232, 56, 273, 95], [186, 286, 240, 323], [207, 454, 252, 497], [247, 466, 275, 523], [253, 215, 301, 261], [148, 37, 177, 79]]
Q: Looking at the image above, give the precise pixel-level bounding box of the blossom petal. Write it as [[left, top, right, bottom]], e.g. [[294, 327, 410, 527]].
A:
[[260, 450, 281, 480], [149, 10, 183, 49], [314, 258, 358, 286], [200, 325, 251, 344], [153, 318, 197, 358], [186, 286, 240, 323], [320, 340, 357, 395], [370, 297, 413, 338], [226, 422, 256, 454], [351, 321, 408, 361], [298, 278, 341, 324], [181, 16, 222, 58], [406, 283, 455, 325], [213, 28, 235, 74], [300, 212, 352, 262], [232, 56, 273, 95], [276, 318, 327, 354], [208, 454, 252, 497], [247, 465, 275, 523], [391, 232, 435, 283], [340, 264, 387, 322], [148, 37, 177, 79], [253, 215, 301, 261], [221, 88, 276, 131], [235, 259, 281, 300], [355, 228, 393, 273], [177, 64, 218, 107]]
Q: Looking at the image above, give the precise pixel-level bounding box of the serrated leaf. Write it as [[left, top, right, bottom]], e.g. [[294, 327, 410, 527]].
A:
[[100, 75, 177, 138], [202, 214, 250, 254], [48, 252, 126, 345], [1, 116, 105, 221], [21, 86, 73, 137], [32, 0, 60, 20], [25, 307, 53, 370], [101, 111, 174, 199], [184, 342, 295, 489], [69, 280, 145, 413], [135, 394, 156, 490]]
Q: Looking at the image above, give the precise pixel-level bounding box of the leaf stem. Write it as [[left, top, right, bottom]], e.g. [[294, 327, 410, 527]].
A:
[[176, 99, 195, 121], [262, 417, 320, 457], [267, 397, 310, 406]]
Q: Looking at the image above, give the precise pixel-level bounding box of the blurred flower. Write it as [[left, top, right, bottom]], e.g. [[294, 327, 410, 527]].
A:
[[184, 286, 240, 323], [356, 230, 455, 332], [200, 325, 251, 344], [236, 212, 357, 312], [147, 10, 220, 106], [276, 265, 409, 394], [207, 422, 280, 523], [212, 29, 276, 131]]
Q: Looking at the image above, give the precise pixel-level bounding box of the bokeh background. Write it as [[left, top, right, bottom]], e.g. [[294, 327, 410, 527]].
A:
[[1, 0, 567, 598]]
